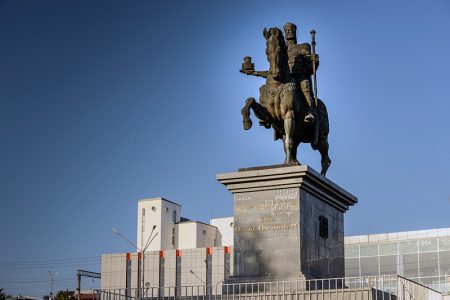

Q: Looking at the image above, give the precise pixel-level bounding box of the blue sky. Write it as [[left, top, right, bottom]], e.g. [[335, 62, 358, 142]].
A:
[[1, 0, 449, 297]]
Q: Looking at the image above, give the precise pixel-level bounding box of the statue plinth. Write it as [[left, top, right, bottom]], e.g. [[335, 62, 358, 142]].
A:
[[217, 165, 357, 281]]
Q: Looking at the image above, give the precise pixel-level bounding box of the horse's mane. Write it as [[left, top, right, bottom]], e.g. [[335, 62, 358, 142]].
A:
[[269, 27, 287, 52], [269, 27, 289, 77]]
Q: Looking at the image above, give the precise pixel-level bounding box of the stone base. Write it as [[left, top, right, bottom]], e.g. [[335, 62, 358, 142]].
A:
[[217, 165, 357, 280]]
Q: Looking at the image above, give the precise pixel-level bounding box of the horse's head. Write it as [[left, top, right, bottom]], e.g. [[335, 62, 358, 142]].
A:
[[263, 27, 289, 82]]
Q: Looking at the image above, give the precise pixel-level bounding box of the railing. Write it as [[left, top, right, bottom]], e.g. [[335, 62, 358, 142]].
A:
[[401, 275, 450, 296], [95, 275, 443, 299], [397, 276, 442, 300]]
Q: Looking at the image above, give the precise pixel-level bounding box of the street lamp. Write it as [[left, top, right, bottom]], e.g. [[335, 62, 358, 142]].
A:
[[112, 226, 158, 296], [189, 269, 206, 284]]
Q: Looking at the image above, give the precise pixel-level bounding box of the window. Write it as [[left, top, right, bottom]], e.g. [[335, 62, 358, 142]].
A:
[[401, 253, 419, 278], [379, 242, 397, 256], [345, 245, 359, 258], [318, 215, 328, 239], [360, 244, 378, 257], [439, 250, 450, 276], [419, 252, 439, 277], [142, 209, 145, 223], [439, 237, 450, 251], [399, 241, 418, 254], [360, 256, 379, 276], [345, 258, 360, 277], [419, 238, 438, 252], [173, 211, 177, 223], [380, 255, 397, 275], [172, 227, 175, 246]]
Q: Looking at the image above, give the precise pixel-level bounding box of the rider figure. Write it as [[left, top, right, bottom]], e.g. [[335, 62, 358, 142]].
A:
[[283, 22, 318, 123]]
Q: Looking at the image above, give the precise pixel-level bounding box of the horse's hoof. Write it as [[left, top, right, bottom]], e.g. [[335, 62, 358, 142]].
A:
[[245, 97, 255, 104], [284, 159, 299, 166], [243, 120, 253, 130], [321, 159, 331, 176]]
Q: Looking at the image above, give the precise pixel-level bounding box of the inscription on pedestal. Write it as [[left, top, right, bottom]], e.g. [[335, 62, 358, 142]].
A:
[[217, 165, 357, 281], [234, 188, 301, 278]]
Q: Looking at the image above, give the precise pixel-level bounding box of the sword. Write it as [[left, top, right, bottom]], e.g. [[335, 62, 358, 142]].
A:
[[310, 30, 318, 107]]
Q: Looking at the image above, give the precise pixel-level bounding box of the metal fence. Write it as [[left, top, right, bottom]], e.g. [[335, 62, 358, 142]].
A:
[[95, 275, 443, 299]]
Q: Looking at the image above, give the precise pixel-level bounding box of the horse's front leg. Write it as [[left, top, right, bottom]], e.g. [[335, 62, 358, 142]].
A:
[[241, 97, 255, 130], [242, 97, 276, 130], [283, 109, 296, 164]]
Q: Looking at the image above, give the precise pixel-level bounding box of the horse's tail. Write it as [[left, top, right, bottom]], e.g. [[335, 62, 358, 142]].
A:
[[317, 98, 329, 137]]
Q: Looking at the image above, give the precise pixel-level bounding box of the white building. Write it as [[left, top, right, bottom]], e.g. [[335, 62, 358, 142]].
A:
[[137, 198, 181, 252], [177, 220, 218, 249], [210, 216, 234, 247], [103, 197, 231, 291], [136, 198, 219, 252]]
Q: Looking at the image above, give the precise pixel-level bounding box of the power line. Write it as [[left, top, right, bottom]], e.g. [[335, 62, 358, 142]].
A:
[[0, 278, 76, 284], [0, 262, 101, 270], [0, 256, 101, 265]]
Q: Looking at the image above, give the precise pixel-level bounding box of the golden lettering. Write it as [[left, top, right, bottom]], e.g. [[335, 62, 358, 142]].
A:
[[235, 223, 299, 232]]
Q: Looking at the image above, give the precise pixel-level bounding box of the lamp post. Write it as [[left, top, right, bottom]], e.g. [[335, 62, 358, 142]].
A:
[[112, 226, 158, 297], [141, 225, 158, 292], [189, 270, 207, 296]]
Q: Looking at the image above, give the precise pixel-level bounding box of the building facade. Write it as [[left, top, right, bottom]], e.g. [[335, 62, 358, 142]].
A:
[[103, 197, 450, 294], [101, 246, 233, 294], [344, 227, 450, 293]]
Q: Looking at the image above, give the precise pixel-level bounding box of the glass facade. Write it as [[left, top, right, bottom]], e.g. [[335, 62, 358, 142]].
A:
[[345, 232, 450, 294]]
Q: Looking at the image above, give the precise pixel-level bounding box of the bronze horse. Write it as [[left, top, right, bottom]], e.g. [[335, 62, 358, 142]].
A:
[[240, 27, 331, 176]]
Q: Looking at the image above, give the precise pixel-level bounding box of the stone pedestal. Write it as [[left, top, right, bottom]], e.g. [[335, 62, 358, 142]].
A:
[[217, 165, 357, 281]]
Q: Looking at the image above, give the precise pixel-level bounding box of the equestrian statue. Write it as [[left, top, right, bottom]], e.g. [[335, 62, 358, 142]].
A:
[[240, 23, 331, 176]]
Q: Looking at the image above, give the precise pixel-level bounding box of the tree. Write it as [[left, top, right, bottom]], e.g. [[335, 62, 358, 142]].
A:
[[55, 290, 75, 300], [0, 289, 7, 300]]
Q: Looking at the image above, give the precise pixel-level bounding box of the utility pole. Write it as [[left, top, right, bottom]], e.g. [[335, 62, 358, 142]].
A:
[[48, 271, 54, 300], [76, 270, 101, 300], [77, 273, 81, 300]]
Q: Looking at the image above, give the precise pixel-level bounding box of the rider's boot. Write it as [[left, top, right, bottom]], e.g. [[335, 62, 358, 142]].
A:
[[304, 109, 315, 123], [301, 81, 315, 123], [304, 95, 315, 123]]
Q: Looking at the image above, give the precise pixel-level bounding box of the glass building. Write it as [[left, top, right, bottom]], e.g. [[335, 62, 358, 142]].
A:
[[345, 228, 450, 293]]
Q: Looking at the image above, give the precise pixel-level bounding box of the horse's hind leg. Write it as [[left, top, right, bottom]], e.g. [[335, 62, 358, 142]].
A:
[[283, 110, 296, 164], [318, 138, 331, 176], [291, 138, 300, 165], [241, 97, 255, 130]]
